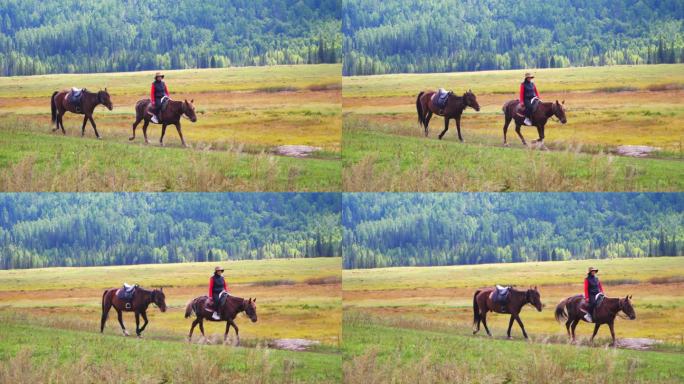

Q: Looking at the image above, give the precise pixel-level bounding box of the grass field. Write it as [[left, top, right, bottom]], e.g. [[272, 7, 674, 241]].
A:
[[0, 64, 341, 191], [342, 257, 684, 383], [0, 257, 342, 383], [343, 64, 684, 192]]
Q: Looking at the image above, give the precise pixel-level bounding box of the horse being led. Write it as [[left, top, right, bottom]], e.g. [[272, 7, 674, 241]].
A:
[[185, 293, 257, 346], [50, 88, 113, 138], [100, 286, 167, 337], [473, 286, 542, 339], [501, 99, 567, 148], [130, 98, 197, 147], [416, 89, 480, 141], [555, 294, 635, 346]]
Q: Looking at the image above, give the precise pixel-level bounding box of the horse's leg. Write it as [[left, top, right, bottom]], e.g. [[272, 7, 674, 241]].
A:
[[503, 115, 512, 146], [514, 122, 527, 146], [590, 323, 601, 343], [514, 315, 528, 339], [174, 122, 187, 147], [571, 318, 580, 343], [88, 115, 100, 139], [230, 320, 240, 346], [224, 321, 231, 344], [198, 318, 206, 337], [81, 115, 88, 137], [135, 312, 141, 337], [159, 124, 167, 146], [139, 310, 149, 335], [481, 312, 492, 337], [58, 112, 66, 135], [455, 115, 463, 142], [424, 111, 433, 137], [565, 318, 572, 339], [100, 294, 112, 333], [142, 120, 150, 145], [608, 320, 616, 346], [538, 124, 547, 149], [116, 309, 129, 336], [507, 315, 515, 339], [130, 117, 142, 141], [438, 117, 449, 140], [188, 318, 199, 341]]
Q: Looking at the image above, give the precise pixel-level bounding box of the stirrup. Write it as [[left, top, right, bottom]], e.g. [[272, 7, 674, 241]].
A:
[[125, 303, 131, 309]]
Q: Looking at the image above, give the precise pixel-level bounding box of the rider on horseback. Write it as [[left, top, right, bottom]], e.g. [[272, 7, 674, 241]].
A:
[[582, 267, 605, 322], [209, 266, 230, 320], [519, 72, 540, 126], [149, 72, 170, 124]]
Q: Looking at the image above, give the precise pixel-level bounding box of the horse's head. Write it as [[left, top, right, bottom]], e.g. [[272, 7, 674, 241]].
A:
[[98, 88, 113, 111], [183, 99, 197, 122], [620, 295, 636, 320], [553, 100, 567, 124], [464, 89, 480, 111], [151, 287, 167, 312], [527, 286, 543, 312], [244, 298, 257, 323]]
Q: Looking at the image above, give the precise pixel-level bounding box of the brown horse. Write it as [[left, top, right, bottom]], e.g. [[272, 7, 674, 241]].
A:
[[129, 98, 198, 147], [50, 89, 113, 138], [473, 286, 542, 339], [184, 294, 257, 345], [502, 99, 567, 148], [100, 286, 167, 337], [416, 90, 481, 141], [555, 294, 636, 345]]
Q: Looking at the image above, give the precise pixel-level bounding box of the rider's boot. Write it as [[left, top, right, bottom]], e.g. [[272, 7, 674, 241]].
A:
[[524, 117, 532, 126], [212, 311, 220, 320]]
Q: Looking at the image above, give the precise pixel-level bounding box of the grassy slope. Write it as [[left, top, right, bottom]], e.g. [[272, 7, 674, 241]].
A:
[[0, 64, 341, 191], [342, 64, 684, 192], [343, 257, 684, 383]]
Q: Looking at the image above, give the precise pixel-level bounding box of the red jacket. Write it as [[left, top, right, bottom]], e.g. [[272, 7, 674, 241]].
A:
[[519, 83, 540, 104], [584, 278, 604, 300], [209, 275, 229, 298], [150, 83, 170, 106]]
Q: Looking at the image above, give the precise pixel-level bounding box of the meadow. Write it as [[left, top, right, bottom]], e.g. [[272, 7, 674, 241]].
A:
[[343, 64, 684, 191], [0, 64, 341, 191], [0, 257, 342, 383], [342, 257, 684, 383]]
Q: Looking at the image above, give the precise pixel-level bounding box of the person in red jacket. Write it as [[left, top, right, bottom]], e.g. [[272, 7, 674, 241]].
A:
[[149, 72, 170, 123], [209, 266, 230, 320], [582, 266, 605, 322], [519, 72, 540, 126]]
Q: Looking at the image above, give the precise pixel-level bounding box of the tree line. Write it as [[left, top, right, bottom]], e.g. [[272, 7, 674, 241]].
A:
[[343, 194, 684, 269], [343, 0, 684, 75], [0, 0, 341, 76], [0, 193, 341, 269]]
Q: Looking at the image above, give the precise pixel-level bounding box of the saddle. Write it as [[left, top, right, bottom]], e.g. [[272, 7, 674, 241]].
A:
[[431, 88, 451, 111], [116, 283, 137, 309], [204, 291, 229, 318], [515, 97, 540, 117], [581, 293, 605, 321], [67, 87, 85, 112], [491, 285, 511, 307]]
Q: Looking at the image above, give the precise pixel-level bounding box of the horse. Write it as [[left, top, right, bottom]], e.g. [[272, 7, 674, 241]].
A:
[[416, 90, 480, 141], [100, 286, 167, 337], [184, 294, 257, 346], [129, 98, 197, 147], [50, 88, 113, 138], [555, 294, 635, 346], [473, 286, 542, 339], [501, 99, 567, 148]]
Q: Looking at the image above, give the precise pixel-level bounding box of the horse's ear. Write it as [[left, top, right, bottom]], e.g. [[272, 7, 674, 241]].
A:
[[160, 287, 163, 291], [191, 99, 194, 103], [184, 99, 188, 103], [562, 100, 565, 105], [253, 298, 256, 302], [105, 87, 107, 92]]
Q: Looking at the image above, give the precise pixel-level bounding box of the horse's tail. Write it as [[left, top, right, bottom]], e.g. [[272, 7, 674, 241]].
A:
[[416, 91, 425, 127], [101, 289, 109, 319], [51, 91, 58, 123], [184, 298, 195, 319], [473, 290, 481, 325], [555, 297, 569, 323]]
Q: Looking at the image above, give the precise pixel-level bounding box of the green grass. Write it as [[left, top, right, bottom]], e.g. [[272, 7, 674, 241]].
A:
[[343, 121, 684, 191]]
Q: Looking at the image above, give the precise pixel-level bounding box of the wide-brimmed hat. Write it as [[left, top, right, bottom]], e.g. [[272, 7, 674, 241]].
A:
[[524, 72, 535, 79], [214, 266, 225, 272], [587, 267, 599, 273], [154, 72, 165, 79]]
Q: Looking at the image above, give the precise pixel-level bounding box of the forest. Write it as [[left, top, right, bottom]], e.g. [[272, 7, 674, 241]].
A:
[[343, 0, 684, 75], [343, 194, 684, 269], [0, 0, 341, 76], [0, 193, 341, 269]]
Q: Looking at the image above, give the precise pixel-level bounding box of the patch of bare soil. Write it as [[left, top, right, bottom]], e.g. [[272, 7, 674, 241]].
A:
[[615, 145, 660, 157], [269, 338, 320, 351], [274, 145, 322, 158], [614, 338, 662, 350]]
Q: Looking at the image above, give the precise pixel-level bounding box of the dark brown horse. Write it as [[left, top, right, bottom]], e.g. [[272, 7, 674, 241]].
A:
[[50, 89, 113, 138], [502, 99, 567, 148], [555, 294, 636, 345], [100, 286, 167, 337], [416, 90, 480, 141], [184, 294, 257, 345], [129, 98, 197, 147], [473, 286, 542, 339]]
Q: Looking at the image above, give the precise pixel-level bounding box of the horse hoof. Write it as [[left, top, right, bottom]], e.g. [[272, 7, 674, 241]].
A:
[[122, 330, 129, 337], [137, 334, 142, 339], [503, 143, 509, 147], [507, 336, 512, 340], [129, 137, 134, 141]]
